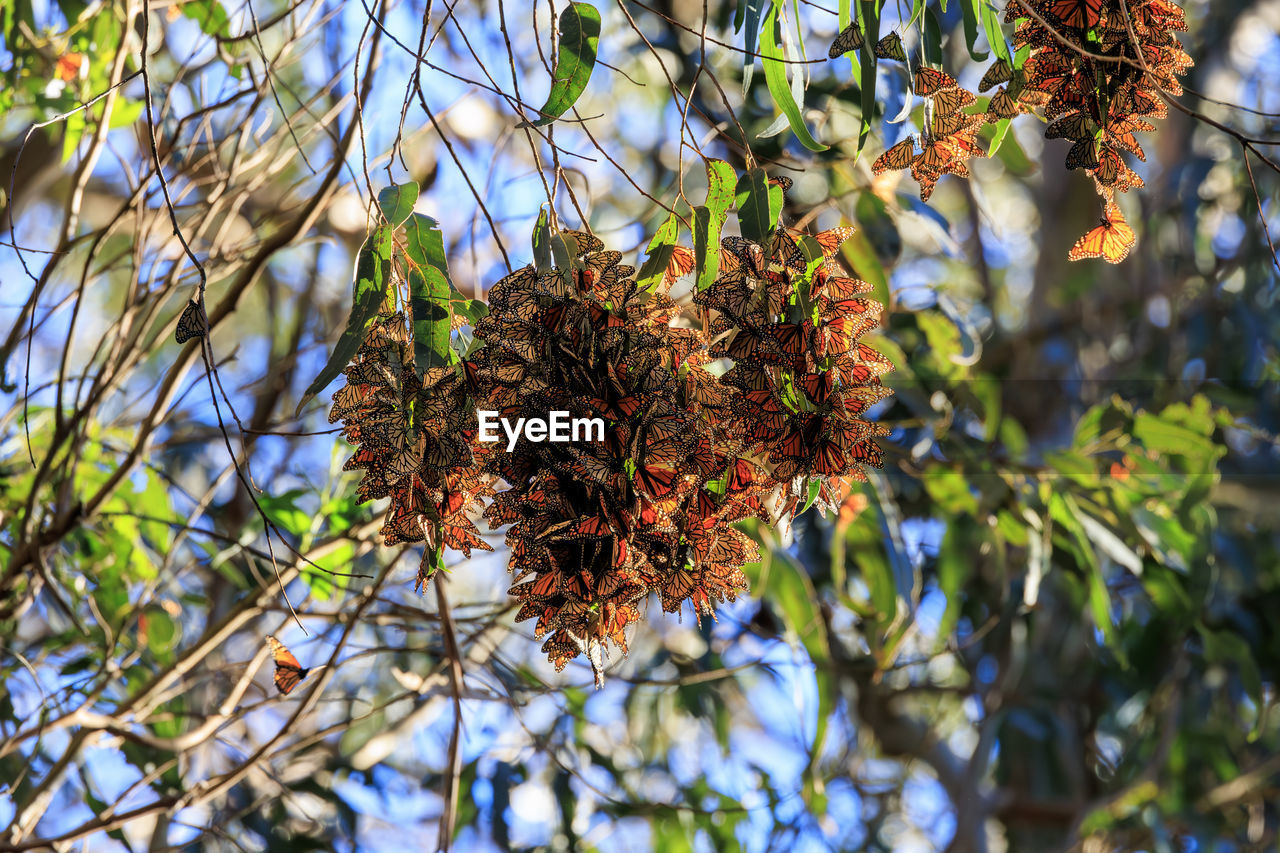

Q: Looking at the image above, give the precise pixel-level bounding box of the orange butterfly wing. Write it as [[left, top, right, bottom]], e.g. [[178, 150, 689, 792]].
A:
[[265, 636, 310, 695], [1068, 202, 1135, 263]]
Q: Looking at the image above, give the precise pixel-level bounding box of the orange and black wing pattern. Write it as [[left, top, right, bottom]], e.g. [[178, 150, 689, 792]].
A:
[[265, 635, 311, 695]]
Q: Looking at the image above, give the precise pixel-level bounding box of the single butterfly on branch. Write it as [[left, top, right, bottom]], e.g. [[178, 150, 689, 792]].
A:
[[265, 635, 311, 695]]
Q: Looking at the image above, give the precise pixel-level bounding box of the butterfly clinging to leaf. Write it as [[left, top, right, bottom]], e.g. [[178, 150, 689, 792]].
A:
[[265, 635, 311, 695]]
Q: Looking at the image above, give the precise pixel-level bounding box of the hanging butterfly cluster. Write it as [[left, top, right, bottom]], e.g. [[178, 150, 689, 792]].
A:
[[467, 232, 764, 684], [327, 312, 493, 589], [831, 0, 1190, 262], [697, 230, 893, 509], [328, 205, 891, 685], [869, 65, 996, 204], [1004, 0, 1190, 262]]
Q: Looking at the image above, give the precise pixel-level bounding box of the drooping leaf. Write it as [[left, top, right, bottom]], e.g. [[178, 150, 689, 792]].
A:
[[693, 159, 736, 292], [740, 0, 767, 95], [980, 0, 1013, 63], [636, 212, 681, 292], [735, 168, 783, 244], [855, 1, 880, 157], [748, 552, 833, 802], [377, 181, 419, 227], [759, 3, 828, 152], [961, 0, 989, 62], [528, 3, 601, 126], [923, 9, 943, 67], [403, 213, 455, 373], [532, 207, 553, 271], [296, 225, 394, 414]]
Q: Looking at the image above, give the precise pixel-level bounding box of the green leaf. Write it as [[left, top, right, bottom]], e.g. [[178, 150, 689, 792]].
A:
[[758, 3, 827, 152], [637, 212, 686, 292], [734, 168, 783, 243], [980, 0, 1013, 63], [1050, 493, 1125, 664], [106, 99, 144, 129], [377, 181, 419, 227], [740, 0, 767, 95], [961, 0, 989, 62], [532, 207, 553, 271], [144, 608, 180, 658], [923, 9, 943, 67], [296, 226, 394, 415], [404, 213, 455, 373], [750, 553, 833, 795], [985, 116, 1013, 158], [528, 3, 601, 126], [937, 520, 976, 642], [855, 1, 880, 157], [923, 468, 979, 515], [693, 159, 736, 292], [181, 0, 231, 38]]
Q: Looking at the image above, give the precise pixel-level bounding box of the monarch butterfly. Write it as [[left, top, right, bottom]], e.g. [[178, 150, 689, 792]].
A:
[[1103, 123, 1146, 160], [265, 636, 311, 695], [1022, 52, 1073, 94], [810, 226, 856, 257], [1065, 138, 1100, 171], [643, 436, 691, 465], [872, 137, 915, 175], [562, 229, 605, 255], [911, 161, 942, 202], [931, 87, 976, 117], [914, 67, 958, 96], [979, 58, 1013, 92], [773, 414, 825, 461], [725, 458, 762, 493], [488, 266, 540, 304], [768, 229, 807, 272], [932, 110, 983, 138], [1068, 200, 1135, 263], [510, 570, 561, 601], [590, 393, 646, 422], [328, 382, 378, 423], [664, 245, 696, 287], [812, 438, 849, 477], [174, 299, 207, 344], [1127, 87, 1167, 119], [769, 322, 810, 362], [1046, 113, 1094, 141], [813, 274, 873, 300], [721, 362, 774, 394], [987, 88, 1019, 119], [720, 237, 769, 278], [1046, 0, 1105, 30], [443, 523, 490, 558], [635, 462, 680, 499], [828, 21, 865, 58], [768, 175, 794, 195], [801, 371, 836, 405], [658, 570, 697, 613], [1092, 146, 1124, 186], [874, 31, 907, 62]]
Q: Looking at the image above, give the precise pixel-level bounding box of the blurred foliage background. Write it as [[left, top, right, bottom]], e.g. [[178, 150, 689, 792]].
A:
[[1, 0, 1279, 850]]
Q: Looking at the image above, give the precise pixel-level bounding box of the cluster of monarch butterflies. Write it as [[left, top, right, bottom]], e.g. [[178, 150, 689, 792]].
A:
[[327, 311, 492, 590], [831, 0, 1189, 263], [1007, 0, 1189, 262], [324, 205, 890, 685], [468, 232, 763, 685], [698, 228, 893, 507]]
